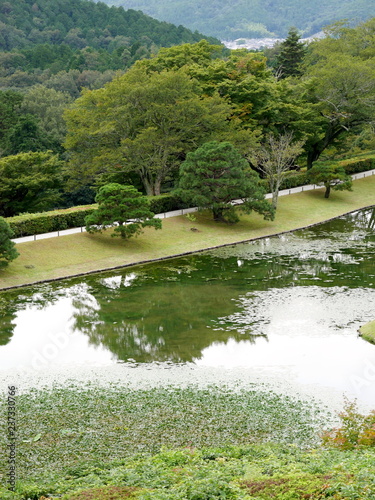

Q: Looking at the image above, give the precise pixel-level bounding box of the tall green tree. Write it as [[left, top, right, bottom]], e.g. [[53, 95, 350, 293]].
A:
[[177, 141, 275, 223], [85, 183, 162, 239], [304, 55, 375, 167], [306, 163, 352, 198], [303, 21, 375, 167], [0, 90, 23, 155], [0, 217, 19, 268], [64, 67, 233, 195], [0, 151, 62, 216], [140, 42, 319, 141], [275, 27, 306, 79], [20, 85, 73, 153]]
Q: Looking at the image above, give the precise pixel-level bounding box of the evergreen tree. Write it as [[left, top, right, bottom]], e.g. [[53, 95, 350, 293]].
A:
[[306, 164, 352, 198], [275, 27, 306, 79], [177, 141, 275, 223], [85, 183, 162, 239], [0, 217, 19, 268]]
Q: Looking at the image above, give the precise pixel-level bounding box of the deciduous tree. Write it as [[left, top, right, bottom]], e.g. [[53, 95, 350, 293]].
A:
[[304, 23, 375, 167], [64, 67, 232, 195], [0, 151, 62, 216], [252, 132, 305, 208]]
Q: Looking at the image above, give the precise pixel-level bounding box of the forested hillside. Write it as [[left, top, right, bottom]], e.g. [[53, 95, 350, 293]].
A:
[[103, 0, 375, 39], [0, 0, 219, 93]]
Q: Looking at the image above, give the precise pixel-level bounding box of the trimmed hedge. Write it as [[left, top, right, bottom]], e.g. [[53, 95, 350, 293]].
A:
[[340, 157, 375, 174], [7, 206, 97, 238], [7, 157, 375, 238], [7, 194, 190, 238], [148, 193, 191, 214]]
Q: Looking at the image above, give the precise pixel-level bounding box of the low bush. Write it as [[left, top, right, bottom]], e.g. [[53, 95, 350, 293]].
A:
[[321, 399, 375, 449], [148, 193, 191, 214], [340, 157, 375, 174], [6, 156, 375, 238], [6, 194, 191, 238], [7, 206, 96, 238]]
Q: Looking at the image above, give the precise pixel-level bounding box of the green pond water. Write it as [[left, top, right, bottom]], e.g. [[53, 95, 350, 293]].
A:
[[0, 208, 375, 403]]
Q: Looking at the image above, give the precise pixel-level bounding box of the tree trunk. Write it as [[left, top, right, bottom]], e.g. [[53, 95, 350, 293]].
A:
[[213, 207, 225, 221], [307, 124, 342, 169], [272, 189, 279, 209], [153, 179, 161, 196], [143, 177, 154, 196], [307, 145, 322, 170], [142, 177, 161, 196], [324, 183, 331, 198]]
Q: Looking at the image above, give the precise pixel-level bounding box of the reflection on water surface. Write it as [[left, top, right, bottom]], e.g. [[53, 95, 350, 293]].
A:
[[0, 208, 375, 401]]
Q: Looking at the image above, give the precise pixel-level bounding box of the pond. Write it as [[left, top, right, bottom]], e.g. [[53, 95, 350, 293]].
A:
[[1, 207, 375, 406]]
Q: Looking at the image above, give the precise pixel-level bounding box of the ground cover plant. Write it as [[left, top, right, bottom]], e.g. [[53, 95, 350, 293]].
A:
[[0, 383, 331, 497], [1, 389, 375, 500]]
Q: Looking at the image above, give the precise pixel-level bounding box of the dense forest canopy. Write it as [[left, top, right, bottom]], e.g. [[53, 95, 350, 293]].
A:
[[102, 0, 375, 39], [0, 0, 219, 49], [0, 0, 219, 94]]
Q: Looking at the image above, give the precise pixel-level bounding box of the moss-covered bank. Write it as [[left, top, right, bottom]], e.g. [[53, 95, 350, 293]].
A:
[[359, 320, 375, 344]]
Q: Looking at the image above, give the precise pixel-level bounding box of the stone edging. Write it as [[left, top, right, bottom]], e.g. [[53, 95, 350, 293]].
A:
[[1, 204, 374, 293]]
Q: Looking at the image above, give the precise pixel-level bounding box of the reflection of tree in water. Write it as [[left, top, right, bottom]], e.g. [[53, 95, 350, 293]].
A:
[[0, 298, 18, 346], [307, 207, 375, 236], [70, 214, 375, 364], [351, 206, 375, 231], [0, 284, 75, 345], [71, 272, 262, 363]]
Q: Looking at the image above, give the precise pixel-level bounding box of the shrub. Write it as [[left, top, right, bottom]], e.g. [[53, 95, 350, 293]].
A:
[[321, 399, 375, 449], [0, 216, 19, 267], [148, 193, 191, 214], [6, 207, 96, 238], [6, 193, 190, 238], [340, 157, 375, 175]]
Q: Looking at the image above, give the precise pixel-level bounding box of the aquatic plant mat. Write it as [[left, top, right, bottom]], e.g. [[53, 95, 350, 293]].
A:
[[0, 385, 374, 499], [0, 383, 336, 498]]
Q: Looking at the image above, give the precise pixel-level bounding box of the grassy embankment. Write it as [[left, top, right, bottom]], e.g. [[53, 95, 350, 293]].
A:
[[1, 175, 374, 290], [359, 320, 375, 344]]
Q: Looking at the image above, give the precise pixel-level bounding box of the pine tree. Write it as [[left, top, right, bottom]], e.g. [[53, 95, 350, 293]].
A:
[[276, 27, 306, 79], [0, 217, 19, 268]]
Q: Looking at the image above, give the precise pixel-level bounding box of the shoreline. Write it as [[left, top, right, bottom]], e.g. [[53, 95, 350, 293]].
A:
[[1, 175, 374, 291], [0, 203, 373, 292]]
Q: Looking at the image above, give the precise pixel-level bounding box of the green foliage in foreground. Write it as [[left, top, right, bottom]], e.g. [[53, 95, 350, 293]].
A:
[[0, 384, 330, 491], [1, 386, 375, 498], [2, 435, 375, 499], [322, 399, 375, 449]]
